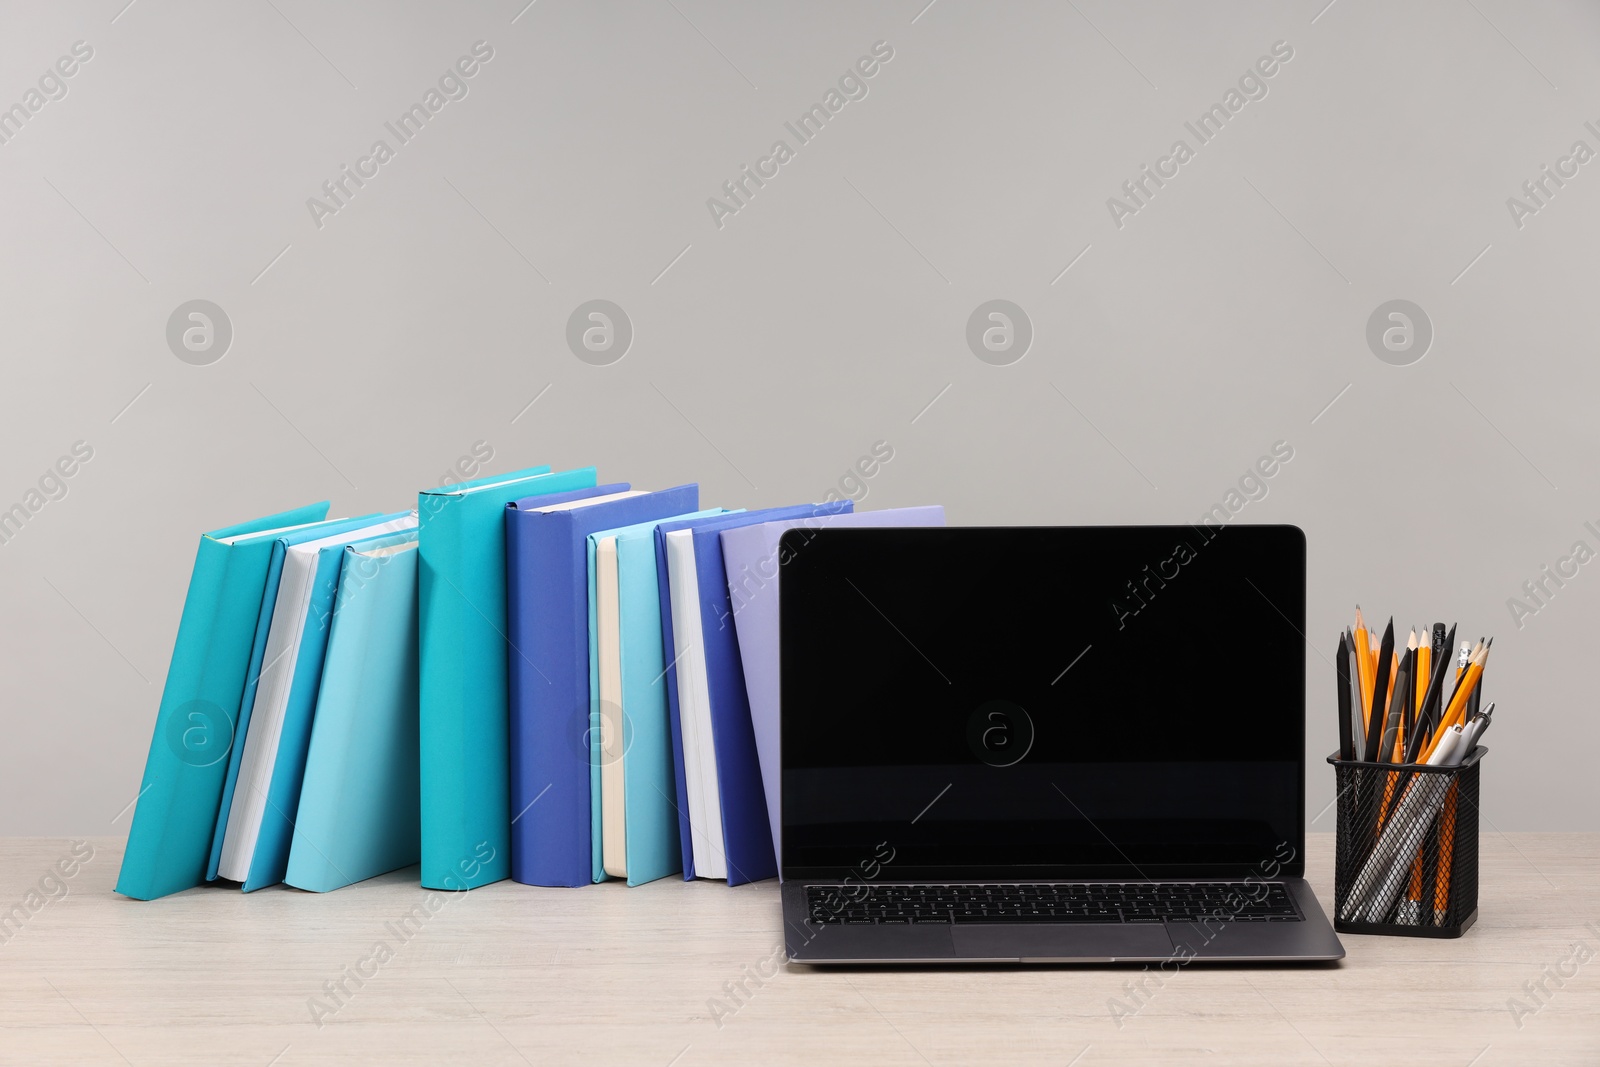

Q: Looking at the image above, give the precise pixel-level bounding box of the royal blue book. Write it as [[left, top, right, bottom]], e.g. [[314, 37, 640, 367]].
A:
[[654, 502, 852, 883], [116, 502, 332, 900], [507, 485, 700, 886], [506, 482, 630, 829], [417, 465, 599, 890]]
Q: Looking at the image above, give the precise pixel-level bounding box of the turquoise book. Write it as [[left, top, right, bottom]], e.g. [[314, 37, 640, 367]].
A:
[[286, 533, 423, 892], [116, 502, 332, 901], [417, 464, 598, 890], [586, 509, 731, 885]]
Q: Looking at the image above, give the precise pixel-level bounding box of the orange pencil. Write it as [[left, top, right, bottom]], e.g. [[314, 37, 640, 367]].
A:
[[1404, 847, 1426, 924], [1354, 607, 1373, 724], [1434, 780, 1460, 925], [1422, 642, 1489, 762], [1415, 640, 1430, 731]]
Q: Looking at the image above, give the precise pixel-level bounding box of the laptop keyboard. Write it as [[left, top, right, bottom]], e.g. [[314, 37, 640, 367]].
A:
[[805, 882, 1301, 925]]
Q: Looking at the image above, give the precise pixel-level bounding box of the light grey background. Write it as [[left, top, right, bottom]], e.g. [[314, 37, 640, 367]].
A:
[[2, 0, 1596, 834]]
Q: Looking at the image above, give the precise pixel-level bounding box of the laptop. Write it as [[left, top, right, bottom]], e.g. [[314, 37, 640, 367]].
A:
[[778, 524, 1344, 964]]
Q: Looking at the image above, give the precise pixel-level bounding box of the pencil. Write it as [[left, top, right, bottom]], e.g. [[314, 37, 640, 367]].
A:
[[1466, 638, 1485, 724], [1403, 846, 1425, 925], [1434, 779, 1459, 925], [1423, 642, 1490, 761], [1348, 629, 1366, 757], [1336, 631, 1354, 760], [1397, 632, 1418, 760], [1363, 619, 1395, 762], [1405, 622, 1456, 763], [1376, 648, 1413, 825], [1354, 608, 1373, 731], [1378, 637, 1410, 764], [1415, 637, 1429, 731], [1426, 623, 1448, 732], [1440, 640, 1471, 721], [1383, 650, 1399, 725]]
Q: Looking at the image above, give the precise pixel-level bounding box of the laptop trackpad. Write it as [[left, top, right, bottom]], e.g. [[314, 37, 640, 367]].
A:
[[952, 924, 1174, 962]]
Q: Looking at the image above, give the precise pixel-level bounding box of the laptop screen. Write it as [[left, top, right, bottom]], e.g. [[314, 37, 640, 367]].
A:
[[779, 525, 1306, 881]]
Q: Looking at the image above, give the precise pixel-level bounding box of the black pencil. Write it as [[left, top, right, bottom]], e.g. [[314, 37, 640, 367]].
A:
[[1336, 631, 1354, 760], [1346, 627, 1365, 756], [1467, 636, 1485, 720], [1363, 618, 1395, 762], [1399, 637, 1417, 758], [1405, 622, 1457, 763], [1378, 639, 1411, 763], [1433, 627, 1459, 742]]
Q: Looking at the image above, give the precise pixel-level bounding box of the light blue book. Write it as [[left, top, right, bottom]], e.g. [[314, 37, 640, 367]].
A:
[[216, 512, 417, 890], [207, 512, 391, 882], [286, 534, 422, 892], [587, 510, 732, 885]]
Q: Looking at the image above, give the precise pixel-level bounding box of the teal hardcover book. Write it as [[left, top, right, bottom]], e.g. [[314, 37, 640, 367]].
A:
[[587, 510, 731, 885], [417, 464, 598, 890], [286, 534, 423, 892], [115, 502, 332, 900]]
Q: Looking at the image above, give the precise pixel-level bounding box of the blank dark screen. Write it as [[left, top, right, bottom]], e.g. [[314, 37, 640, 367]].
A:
[[779, 525, 1305, 880]]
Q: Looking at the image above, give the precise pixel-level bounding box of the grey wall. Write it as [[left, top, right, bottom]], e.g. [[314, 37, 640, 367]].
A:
[[2, 0, 1596, 834]]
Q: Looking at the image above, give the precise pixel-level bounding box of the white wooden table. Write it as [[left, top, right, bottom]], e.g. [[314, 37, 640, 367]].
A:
[[2, 834, 1595, 1065]]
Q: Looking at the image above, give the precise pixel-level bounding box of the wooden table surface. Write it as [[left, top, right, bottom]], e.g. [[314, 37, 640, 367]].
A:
[[1, 834, 1595, 1065]]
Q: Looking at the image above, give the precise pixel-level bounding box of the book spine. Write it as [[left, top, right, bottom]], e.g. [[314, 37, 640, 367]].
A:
[[505, 505, 537, 864], [417, 492, 467, 889], [655, 528, 697, 880]]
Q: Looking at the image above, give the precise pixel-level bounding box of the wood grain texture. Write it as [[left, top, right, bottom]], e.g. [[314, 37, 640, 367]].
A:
[[1, 834, 1595, 1065]]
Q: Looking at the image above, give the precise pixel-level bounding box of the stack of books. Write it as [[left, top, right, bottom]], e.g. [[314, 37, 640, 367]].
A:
[[114, 465, 943, 899]]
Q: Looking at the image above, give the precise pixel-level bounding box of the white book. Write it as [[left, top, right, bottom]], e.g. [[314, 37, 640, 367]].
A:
[[530, 490, 644, 513], [663, 528, 726, 880], [597, 537, 627, 879], [216, 514, 416, 882]]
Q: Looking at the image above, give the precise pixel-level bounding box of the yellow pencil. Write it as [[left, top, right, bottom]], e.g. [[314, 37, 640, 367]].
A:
[[1354, 607, 1373, 725], [1435, 780, 1460, 924], [1422, 642, 1489, 762]]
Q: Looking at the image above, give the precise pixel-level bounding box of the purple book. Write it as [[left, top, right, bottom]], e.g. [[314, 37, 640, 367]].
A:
[[717, 506, 945, 871]]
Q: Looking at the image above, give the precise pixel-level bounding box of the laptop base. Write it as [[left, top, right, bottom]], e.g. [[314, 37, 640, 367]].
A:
[[783, 878, 1345, 964]]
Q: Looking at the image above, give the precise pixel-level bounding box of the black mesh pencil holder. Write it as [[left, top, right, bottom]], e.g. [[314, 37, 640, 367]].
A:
[[1326, 746, 1483, 938]]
